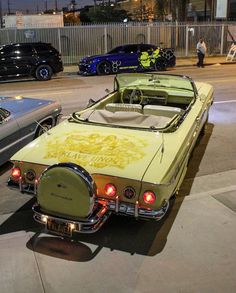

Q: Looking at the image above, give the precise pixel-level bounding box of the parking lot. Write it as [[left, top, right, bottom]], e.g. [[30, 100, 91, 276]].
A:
[[0, 64, 236, 293]]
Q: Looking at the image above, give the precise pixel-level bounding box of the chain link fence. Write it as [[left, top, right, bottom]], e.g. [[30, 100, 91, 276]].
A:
[[0, 22, 235, 64]]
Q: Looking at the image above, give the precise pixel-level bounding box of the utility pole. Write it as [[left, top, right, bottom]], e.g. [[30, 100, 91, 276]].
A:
[[211, 0, 214, 21], [204, 0, 207, 21], [69, 0, 77, 12], [0, 0, 2, 28], [7, 0, 11, 14], [36, 2, 39, 14], [140, 0, 143, 21], [44, 0, 48, 12], [55, 0, 58, 12]]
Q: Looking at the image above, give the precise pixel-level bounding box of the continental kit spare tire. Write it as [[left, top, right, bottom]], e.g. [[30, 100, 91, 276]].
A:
[[37, 163, 96, 219]]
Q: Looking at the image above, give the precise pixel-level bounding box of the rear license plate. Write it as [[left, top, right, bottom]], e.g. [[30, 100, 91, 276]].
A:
[[47, 219, 72, 237]]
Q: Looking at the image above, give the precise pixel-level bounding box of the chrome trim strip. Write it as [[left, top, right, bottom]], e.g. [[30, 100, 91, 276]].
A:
[[19, 177, 23, 192], [34, 180, 37, 195], [0, 131, 34, 154], [115, 196, 119, 213], [134, 201, 139, 218]]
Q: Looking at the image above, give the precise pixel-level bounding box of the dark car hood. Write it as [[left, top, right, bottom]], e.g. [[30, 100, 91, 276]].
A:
[[0, 96, 53, 116]]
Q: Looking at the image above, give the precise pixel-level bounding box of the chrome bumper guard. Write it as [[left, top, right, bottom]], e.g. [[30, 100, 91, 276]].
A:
[[104, 197, 170, 221], [8, 179, 36, 194], [33, 202, 112, 235]]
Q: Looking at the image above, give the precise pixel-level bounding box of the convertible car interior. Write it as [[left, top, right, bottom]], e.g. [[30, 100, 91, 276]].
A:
[[78, 80, 194, 130]]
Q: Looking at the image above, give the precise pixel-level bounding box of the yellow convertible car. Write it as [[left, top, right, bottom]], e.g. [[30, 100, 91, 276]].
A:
[[8, 73, 213, 236]]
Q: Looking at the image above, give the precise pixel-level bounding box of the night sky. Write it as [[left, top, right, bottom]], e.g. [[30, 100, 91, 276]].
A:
[[1, 0, 95, 14]]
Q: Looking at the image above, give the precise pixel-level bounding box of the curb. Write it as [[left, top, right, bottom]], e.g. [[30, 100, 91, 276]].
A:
[[176, 61, 236, 67], [62, 61, 236, 75]]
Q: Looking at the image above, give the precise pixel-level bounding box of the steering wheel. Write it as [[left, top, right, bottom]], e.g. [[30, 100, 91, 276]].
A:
[[121, 87, 144, 104]]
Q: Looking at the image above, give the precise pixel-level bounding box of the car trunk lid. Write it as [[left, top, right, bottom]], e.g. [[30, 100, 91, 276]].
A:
[[11, 120, 163, 182]]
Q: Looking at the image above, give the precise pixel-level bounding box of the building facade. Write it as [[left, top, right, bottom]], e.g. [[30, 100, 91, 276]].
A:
[[117, 0, 156, 21], [117, 0, 236, 22]]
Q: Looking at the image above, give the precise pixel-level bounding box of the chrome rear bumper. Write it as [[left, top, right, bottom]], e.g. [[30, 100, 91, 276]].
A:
[[33, 202, 111, 235], [33, 198, 169, 236]]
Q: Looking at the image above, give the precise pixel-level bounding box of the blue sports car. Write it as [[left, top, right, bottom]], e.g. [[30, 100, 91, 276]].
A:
[[78, 43, 176, 76]]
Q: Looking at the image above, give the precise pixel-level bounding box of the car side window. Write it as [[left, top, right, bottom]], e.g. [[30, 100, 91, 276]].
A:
[[34, 44, 58, 54], [107, 46, 123, 54], [11, 45, 34, 56], [0, 108, 10, 122], [123, 45, 138, 54], [139, 44, 156, 52]]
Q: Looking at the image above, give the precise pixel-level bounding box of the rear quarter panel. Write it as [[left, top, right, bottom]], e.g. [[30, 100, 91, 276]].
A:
[[141, 82, 213, 208]]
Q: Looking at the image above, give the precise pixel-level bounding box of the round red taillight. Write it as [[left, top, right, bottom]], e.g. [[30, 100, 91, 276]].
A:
[[104, 183, 116, 197], [11, 167, 21, 180], [143, 191, 156, 204]]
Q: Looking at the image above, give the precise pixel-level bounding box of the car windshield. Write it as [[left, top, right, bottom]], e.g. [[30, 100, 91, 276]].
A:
[[116, 73, 195, 93]]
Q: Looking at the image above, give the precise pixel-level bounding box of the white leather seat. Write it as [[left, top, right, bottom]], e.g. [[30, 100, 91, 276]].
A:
[[105, 103, 143, 113], [143, 105, 182, 118]]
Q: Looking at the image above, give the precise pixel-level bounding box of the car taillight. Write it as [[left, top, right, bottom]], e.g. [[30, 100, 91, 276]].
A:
[[104, 183, 116, 197], [143, 191, 156, 204], [11, 167, 21, 180]]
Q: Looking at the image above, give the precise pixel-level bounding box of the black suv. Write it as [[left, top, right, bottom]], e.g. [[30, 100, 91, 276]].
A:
[[0, 42, 63, 81]]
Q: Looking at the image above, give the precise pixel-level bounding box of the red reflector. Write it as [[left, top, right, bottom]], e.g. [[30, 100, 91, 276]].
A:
[[143, 191, 156, 204], [104, 183, 116, 197], [11, 167, 21, 180]]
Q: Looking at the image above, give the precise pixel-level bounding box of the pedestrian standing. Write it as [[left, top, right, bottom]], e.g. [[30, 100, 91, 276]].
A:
[[196, 38, 207, 68]]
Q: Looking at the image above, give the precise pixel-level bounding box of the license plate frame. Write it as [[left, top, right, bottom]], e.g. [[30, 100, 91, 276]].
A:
[[47, 219, 72, 237]]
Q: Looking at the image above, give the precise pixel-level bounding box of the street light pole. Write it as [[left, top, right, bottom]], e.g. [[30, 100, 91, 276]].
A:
[[140, 0, 143, 21], [7, 0, 10, 14], [44, 0, 48, 12], [55, 0, 58, 12], [0, 0, 2, 28], [204, 0, 207, 21]]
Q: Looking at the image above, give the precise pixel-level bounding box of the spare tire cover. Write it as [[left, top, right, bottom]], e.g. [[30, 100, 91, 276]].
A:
[[37, 163, 96, 218]]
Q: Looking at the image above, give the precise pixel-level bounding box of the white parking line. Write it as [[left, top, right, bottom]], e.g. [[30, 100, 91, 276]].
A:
[[25, 90, 73, 96], [214, 100, 236, 104], [1, 90, 73, 96]]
